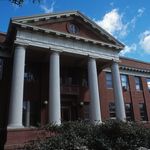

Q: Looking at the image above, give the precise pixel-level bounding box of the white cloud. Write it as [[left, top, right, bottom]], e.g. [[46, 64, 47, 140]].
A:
[[137, 8, 145, 17], [40, 1, 55, 13], [139, 30, 150, 54], [96, 9, 124, 35], [95, 8, 145, 38], [128, 8, 145, 30], [120, 43, 137, 55]]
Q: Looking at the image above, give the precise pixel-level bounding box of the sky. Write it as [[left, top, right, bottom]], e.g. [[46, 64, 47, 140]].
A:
[[0, 0, 150, 63]]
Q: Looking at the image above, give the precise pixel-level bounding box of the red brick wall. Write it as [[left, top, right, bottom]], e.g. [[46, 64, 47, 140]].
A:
[[0, 58, 12, 127], [141, 77, 150, 121], [35, 20, 111, 43], [98, 71, 150, 122], [120, 57, 150, 70]]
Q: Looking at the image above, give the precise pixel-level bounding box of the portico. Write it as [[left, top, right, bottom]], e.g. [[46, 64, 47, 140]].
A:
[[7, 11, 126, 128]]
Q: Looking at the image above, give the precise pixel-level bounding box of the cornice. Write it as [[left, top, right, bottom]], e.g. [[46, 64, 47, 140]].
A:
[[13, 21, 123, 51], [120, 65, 150, 73]]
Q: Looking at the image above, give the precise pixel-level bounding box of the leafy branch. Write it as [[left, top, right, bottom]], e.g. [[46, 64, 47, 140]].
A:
[[10, 0, 41, 6]]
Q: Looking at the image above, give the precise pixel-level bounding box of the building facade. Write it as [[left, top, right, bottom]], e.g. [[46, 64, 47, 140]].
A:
[[0, 11, 150, 147]]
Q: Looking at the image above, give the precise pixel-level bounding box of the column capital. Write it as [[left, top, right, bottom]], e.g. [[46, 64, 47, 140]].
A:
[[50, 47, 63, 53], [111, 59, 121, 64], [14, 40, 29, 48], [88, 55, 99, 60]]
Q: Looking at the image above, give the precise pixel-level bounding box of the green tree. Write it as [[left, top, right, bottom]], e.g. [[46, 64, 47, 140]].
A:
[[10, 0, 41, 6]]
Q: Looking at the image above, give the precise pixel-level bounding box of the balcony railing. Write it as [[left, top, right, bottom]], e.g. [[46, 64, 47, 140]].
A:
[[60, 85, 80, 95]]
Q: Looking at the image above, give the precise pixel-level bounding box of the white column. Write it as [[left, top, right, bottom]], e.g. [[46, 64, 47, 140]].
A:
[[8, 45, 26, 128], [88, 57, 102, 124], [25, 101, 30, 127], [111, 61, 126, 121], [49, 51, 61, 125]]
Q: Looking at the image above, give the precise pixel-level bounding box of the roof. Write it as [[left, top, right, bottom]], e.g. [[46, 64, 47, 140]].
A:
[[120, 57, 150, 71]]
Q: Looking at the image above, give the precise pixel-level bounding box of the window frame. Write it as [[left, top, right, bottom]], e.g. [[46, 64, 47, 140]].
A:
[[134, 76, 142, 91], [106, 72, 113, 89], [139, 103, 148, 121], [109, 102, 116, 119], [125, 103, 134, 121], [146, 78, 150, 91], [83, 103, 90, 121], [121, 74, 129, 91]]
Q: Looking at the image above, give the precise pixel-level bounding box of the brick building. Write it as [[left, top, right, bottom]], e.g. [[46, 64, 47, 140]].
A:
[[0, 11, 150, 147]]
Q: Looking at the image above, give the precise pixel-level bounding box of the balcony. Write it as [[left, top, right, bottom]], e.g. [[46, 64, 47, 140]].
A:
[[61, 85, 80, 95]]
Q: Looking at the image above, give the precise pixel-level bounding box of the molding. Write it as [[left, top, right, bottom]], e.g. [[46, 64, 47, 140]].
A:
[[14, 40, 29, 48], [50, 47, 63, 53], [15, 29, 120, 62], [13, 21, 122, 50], [103, 67, 150, 78], [120, 65, 150, 73]]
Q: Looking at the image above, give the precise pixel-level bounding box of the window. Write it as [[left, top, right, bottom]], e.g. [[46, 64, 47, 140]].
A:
[[82, 78, 88, 87], [146, 78, 150, 90], [125, 103, 133, 121], [109, 102, 116, 118], [84, 104, 89, 121], [24, 72, 34, 81], [121, 74, 129, 91], [139, 103, 148, 121], [65, 77, 73, 85], [134, 76, 142, 90], [0, 58, 3, 80], [106, 72, 113, 88]]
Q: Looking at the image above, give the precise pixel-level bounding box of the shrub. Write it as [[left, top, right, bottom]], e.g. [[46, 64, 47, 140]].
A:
[[23, 120, 150, 150]]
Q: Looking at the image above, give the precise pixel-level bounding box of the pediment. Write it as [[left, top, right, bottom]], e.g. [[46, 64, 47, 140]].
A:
[[11, 11, 124, 49]]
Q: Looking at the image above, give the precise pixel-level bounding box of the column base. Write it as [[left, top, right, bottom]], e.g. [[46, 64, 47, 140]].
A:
[[90, 120, 102, 125], [7, 124, 24, 129]]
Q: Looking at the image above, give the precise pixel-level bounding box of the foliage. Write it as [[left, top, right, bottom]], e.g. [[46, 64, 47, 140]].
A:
[[10, 0, 40, 6], [23, 120, 150, 150]]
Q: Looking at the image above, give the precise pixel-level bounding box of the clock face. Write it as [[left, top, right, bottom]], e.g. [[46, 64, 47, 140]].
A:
[[67, 23, 79, 34]]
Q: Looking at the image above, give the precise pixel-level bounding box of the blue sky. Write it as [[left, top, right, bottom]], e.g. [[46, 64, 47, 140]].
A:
[[0, 0, 150, 62]]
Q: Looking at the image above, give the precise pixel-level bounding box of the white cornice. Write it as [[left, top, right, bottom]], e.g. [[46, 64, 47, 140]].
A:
[[15, 29, 120, 62], [104, 66, 150, 78], [13, 21, 122, 50], [120, 66, 150, 73]]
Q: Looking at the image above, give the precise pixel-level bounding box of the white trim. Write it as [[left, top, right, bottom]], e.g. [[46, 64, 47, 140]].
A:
[[13, 21, 122, 50], [15, 29, 120, 61], [104, 68, 150, 78]]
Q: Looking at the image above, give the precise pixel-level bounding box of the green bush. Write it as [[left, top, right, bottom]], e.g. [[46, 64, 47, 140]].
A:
[[23, 120, 150, 150]]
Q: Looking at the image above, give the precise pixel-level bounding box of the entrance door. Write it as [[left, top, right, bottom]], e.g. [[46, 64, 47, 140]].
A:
[[61, 106, 71, 121]]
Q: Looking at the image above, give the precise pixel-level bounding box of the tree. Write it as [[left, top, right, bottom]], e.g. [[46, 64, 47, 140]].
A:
[[10, 0, 40, 6]]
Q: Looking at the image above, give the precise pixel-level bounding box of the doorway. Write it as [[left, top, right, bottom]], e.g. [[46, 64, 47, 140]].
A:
[[61, 95, 78, 122]]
